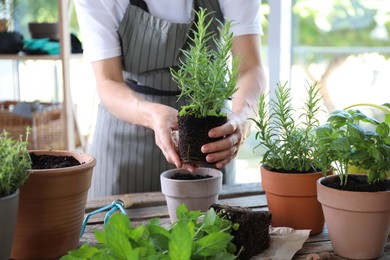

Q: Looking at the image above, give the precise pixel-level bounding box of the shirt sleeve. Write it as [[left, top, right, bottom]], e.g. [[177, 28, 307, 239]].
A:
[[219, 0, 263, 36], [74, 0, 128, 62]]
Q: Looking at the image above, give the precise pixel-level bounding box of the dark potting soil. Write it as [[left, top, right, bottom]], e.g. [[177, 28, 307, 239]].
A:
[[170, 172, 212, 180], [211, 204, 272, 260], [178, 114, 227, 166], [323, 175, 390, 192], [30, 153, 81, 169]]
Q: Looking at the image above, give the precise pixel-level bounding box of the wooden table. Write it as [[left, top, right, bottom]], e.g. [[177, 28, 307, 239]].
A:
[[81, 182, 390, 260]]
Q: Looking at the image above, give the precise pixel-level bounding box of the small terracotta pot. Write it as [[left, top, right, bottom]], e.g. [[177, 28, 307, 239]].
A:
[[317, 175, 390, 259], [0, 190, 19, 260], [261, 166, 326, 235], [11, 150, 96, 259], [161, 168, 222, 222]]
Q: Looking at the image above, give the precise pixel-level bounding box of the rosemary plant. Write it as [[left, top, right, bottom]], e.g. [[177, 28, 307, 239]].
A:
[[0, 129, 31, 197], [171, 8, 239, 118], [251, 82, 324, 173]]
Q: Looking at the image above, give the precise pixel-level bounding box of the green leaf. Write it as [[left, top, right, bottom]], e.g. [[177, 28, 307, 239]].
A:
[[204, 208, 216, 226], [105, 215, 133, 258], [169, 220, 193, 260], [60, 244, 100, 259], [376, 122, 390, 138], [331, 137, 350, 151], [196, 232, 233, 256]]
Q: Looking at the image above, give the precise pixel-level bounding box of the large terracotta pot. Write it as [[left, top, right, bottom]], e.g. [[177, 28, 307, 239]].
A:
[[161, 167, 222, 222], [261, 166, 326, 235], [0, 190, 19, 260], [11, 150, 96, 260], [317, 175, 390, 259]]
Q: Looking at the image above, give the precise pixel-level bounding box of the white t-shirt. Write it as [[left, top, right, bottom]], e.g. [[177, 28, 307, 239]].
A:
[[74, 0, 263, 62]]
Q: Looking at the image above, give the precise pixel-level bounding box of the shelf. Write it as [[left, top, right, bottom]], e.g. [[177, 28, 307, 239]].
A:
[[0, 53, 83, 61]]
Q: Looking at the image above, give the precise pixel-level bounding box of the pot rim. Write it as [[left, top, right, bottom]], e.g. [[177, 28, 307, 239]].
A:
[[161, 167, 222, 183], [28, 150, 96, 175]]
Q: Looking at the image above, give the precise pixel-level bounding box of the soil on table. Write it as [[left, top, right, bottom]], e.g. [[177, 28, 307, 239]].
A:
[[30, 153, 81, 169], [211, 203, 272, 260], [170, 172, 212, 180], [323, 175, 390, 192], [178, 114, 227, 166]]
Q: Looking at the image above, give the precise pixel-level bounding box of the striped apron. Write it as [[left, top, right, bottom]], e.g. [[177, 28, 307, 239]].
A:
[[89, 0, 235, 198]]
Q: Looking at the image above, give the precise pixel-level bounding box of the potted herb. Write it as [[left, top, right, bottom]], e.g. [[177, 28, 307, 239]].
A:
[[250, 81, 330, 235], [10, 150, 96, 259], [316, 106, 390, 259], [171, 8, 239, 167], [0, 129, 31, 260]]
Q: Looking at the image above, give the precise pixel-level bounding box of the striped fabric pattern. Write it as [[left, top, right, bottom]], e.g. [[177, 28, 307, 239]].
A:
[[89, 0, 233, 198]]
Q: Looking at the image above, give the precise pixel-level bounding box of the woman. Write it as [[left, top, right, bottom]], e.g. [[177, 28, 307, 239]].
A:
[[74, 0, 266, 198]]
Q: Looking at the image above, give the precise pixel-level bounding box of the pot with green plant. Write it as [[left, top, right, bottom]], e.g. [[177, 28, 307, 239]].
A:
[[10, 150, 96, 259], [171, 8, 238, 167], [315, 106, 390, 259], [0, 129, 31, 260], [250, 81, 330, 235]]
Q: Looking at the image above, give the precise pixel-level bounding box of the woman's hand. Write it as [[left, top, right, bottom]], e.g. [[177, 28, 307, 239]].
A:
[[200, 113, 251, 169], [149, 104, 183, 169]]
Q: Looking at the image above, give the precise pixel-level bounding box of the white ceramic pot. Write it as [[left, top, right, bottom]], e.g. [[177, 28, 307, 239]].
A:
[[161, 167, 222, 222]]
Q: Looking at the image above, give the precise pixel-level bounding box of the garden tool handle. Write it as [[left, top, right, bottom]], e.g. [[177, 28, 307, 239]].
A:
[[116, 195, 134, 208]]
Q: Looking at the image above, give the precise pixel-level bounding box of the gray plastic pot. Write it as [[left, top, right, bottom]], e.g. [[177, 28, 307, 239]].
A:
[[161, 167, 222, 222]]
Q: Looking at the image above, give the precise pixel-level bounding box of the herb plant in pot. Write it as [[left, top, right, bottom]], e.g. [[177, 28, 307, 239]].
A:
[[315, 107, 390, 259], [251, 81, 330, 235], [10, 150, 96, 260], [0, 130, 31, 260], [171, 8, 238, 167]]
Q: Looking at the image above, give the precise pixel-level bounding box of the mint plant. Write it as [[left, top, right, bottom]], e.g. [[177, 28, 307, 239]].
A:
[[171, 8, 239, 118], [0, 129, 32, 197], [61, 204, 240, 260], [250, 81, 325, 173], [316, 107, 390, 185]]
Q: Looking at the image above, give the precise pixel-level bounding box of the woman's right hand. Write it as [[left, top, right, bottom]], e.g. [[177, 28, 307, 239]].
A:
[[148, 103, 183, 169]]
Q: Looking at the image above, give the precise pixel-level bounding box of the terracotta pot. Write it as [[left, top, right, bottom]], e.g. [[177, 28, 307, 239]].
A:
[[317, 175, 390, 259], [260, 166, 326, 235], [0, 190, 19, 260], [161, 167, 222, 222], [11, 150, 96, 260]]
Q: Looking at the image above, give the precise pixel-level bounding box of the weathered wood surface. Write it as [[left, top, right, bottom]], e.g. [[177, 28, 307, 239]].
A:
[[81, 182, 390, 259], [85, 182, 264, 212]]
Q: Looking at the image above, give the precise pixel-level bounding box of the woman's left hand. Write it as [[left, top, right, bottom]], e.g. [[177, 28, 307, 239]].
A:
[[200, 113, 251, 169]]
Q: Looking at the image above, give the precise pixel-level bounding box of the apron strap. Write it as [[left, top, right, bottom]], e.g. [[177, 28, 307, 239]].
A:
[[130, 0, 149, 12]]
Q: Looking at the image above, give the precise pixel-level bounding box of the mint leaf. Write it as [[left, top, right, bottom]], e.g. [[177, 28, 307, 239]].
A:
[[169, 220, 193, 260], [204, 208, 216, 226], [196, 232, 233, 256], [105, 215, 132, 258]]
